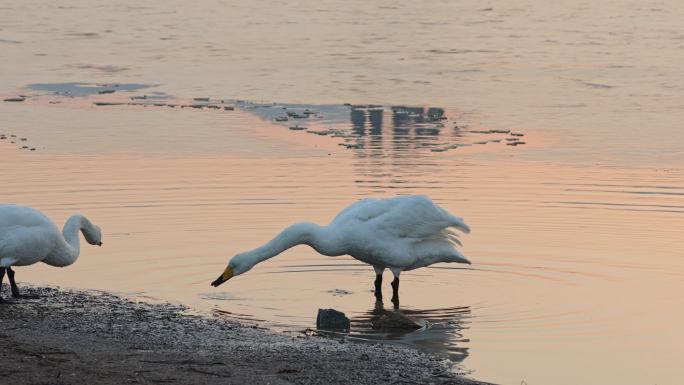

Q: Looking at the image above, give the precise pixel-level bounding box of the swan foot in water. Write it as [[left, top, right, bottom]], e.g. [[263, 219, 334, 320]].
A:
[[374, 274, 383, 300], [6, 267, 39, 299], [391, 277, 400, 308]]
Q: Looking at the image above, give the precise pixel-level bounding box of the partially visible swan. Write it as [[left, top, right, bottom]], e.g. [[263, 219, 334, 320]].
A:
[[211, 195, 470, 307], [0, 204, 103, 303]]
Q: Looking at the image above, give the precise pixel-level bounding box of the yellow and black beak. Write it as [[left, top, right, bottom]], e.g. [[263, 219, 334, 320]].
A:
[[211, 266, 234, 287]]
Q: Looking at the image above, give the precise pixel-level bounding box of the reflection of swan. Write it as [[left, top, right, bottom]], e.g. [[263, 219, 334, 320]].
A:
[[0, 205, 103, 302], [350, 301, 472, 363], [211, 195, 470, 306]]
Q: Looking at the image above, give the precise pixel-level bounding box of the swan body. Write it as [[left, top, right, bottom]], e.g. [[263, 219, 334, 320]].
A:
[[0, 204, 102, 301], [212, 195, 470, 306]]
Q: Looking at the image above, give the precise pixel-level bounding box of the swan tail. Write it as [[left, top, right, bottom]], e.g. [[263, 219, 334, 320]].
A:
[[449, 249, 471, 265], [442, 229, 463, 246], [447, 215, 470, 234]]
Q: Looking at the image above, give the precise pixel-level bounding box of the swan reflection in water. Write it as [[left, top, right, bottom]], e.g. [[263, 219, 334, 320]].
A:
[[348, 300, 471, 364]]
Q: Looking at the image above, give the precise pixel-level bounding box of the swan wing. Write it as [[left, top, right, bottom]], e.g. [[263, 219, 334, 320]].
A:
[[337, 195, 469, 238], [329, 196, 470, 267]]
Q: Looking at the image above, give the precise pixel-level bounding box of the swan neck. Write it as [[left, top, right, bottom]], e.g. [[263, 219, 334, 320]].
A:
[[62, 215, 86, 257], [238, 222, 326, 267], [62, 214, 98, 260]]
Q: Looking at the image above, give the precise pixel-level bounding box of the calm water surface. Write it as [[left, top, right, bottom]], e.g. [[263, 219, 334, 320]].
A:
[[1, 2, 683, 384]]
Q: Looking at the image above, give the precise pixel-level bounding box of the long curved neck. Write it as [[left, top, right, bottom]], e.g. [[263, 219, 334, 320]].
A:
[[233, 222, 333, 269], [58, 215, 92, 264]]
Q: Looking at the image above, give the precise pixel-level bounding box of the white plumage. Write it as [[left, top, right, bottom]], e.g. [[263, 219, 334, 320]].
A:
[[0, 204, 102, 302], [212, 195, 470, 306]]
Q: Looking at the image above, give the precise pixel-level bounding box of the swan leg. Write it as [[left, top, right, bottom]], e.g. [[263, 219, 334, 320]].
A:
[[7, 267, 39, 299], [374, 274, 383, 300], [372, 266, 385, 301], [390, 277, 400, 308], [0, 268, 13, 304]]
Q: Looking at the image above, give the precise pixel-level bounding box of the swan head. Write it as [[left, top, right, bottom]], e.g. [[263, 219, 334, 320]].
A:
[[211, 254, 252, 287], [84, 224, 103, 247]]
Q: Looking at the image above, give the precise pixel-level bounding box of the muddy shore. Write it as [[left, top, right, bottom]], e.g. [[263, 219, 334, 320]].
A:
[[0, 285, 489, 385]]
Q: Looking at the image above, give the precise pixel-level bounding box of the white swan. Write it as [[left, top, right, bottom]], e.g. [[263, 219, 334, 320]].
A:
[[0, 204, 103, 302], [211, 195, 470, 306]]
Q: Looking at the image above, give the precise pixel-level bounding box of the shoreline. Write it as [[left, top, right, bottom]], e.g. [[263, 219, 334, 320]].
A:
[[0, 285, 490, 385]]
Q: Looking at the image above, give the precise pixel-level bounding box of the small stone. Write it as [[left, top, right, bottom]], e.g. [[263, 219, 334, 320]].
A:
[[371, 311, 421, 330], [316, 308, 350, 332], [3, 97, 25, 102]]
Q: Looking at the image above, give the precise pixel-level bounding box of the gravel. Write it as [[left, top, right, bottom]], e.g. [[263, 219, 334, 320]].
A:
[[0, 285, 492, 385]]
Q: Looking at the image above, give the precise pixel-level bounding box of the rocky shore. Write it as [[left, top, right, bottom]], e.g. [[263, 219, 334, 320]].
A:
[[0, 285, 490, 385]]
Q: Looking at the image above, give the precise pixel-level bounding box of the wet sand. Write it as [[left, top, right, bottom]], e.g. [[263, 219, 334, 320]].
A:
[[0, 285, 489, 385]]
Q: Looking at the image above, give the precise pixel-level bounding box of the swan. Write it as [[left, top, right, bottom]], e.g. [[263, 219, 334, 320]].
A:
[[211, 195, 470, 306], [0, 204, 103, 303]]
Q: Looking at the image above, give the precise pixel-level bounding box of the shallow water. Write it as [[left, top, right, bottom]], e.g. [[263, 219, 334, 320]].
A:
[[1, 1, 684, 384]]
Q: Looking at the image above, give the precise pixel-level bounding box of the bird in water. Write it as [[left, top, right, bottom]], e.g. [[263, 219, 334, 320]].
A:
[[211, 195, 470, 307], [0, 204, 103, 303]]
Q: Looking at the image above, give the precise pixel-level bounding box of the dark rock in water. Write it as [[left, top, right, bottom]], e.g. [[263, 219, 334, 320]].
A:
[[316, 308, 350, 332], [98, 89, 115, 94], [371, 311, 421, 330]]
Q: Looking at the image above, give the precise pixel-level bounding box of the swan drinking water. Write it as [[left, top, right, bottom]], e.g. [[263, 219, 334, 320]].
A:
[[211, 195, 470, 306], [0, 204, 103, 303]]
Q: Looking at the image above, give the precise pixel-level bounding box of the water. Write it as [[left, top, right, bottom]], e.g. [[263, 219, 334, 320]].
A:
[[1, 2, 683, 384]]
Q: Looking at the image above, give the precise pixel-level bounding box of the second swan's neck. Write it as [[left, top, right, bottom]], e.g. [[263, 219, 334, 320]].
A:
[[232, 221, 342, 270], [55, 214, 93, 266]]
